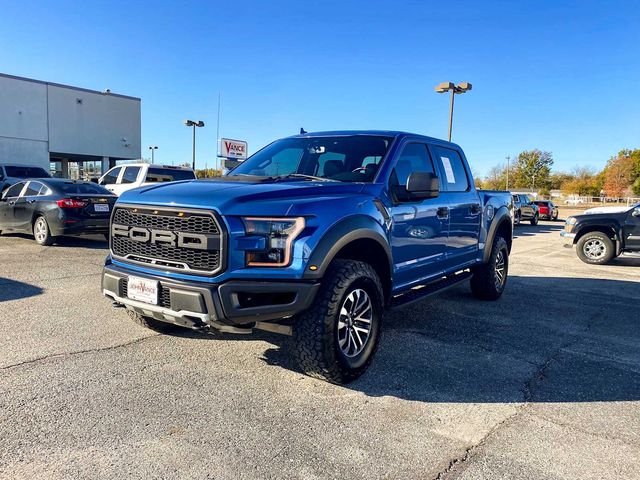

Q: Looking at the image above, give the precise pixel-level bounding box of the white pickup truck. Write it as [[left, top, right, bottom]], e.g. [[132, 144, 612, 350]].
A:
[[98, 163, 196, 196]]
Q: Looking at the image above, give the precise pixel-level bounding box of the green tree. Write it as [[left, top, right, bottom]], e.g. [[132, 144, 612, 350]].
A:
[[513, 150, 554, 189]]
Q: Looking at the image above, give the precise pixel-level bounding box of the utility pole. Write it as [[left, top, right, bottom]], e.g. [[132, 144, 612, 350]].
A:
[[216, 92, 221, 173], [505, 155, 510, 190]]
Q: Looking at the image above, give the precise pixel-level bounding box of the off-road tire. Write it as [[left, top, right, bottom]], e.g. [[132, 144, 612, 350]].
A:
[[530, 213, 539, 226], [293, 259, 384, 384], [33, 216, 55, 246], [470, 236, 509, 300], [126, 309, 179, 334], [576, 231, 615, 265]]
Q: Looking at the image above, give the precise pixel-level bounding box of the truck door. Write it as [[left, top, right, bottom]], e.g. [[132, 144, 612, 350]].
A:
[[99, 167, 122, 194], [623, 206, 640, 250], [115, 166, 142, 195], [430, 145, 481, 269], [387, 142, 448, 290]]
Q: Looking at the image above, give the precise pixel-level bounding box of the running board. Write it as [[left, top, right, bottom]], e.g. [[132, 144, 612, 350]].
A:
[[390, 270, 473, 309]]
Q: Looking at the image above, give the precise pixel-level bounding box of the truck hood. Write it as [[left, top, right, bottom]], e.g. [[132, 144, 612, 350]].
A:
[[117, 178, 370, 216], [583, 206, 632, 215]]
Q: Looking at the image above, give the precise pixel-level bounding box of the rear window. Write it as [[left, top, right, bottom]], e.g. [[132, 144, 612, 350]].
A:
[[58, 183, 113, 195], [146, 168, 196, 182], [5, 166, 50, 178]]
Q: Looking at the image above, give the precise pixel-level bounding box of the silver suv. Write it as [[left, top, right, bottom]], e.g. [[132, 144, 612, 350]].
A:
[[0, 163, 51, 194]]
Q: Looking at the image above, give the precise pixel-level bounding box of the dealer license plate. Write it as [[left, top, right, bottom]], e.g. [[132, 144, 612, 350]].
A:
[[94, 204, 110, 213], [127, 276, 158, 305]]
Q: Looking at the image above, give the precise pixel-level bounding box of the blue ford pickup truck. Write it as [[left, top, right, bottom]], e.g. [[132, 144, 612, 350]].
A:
[[102, 131, 513, 383]]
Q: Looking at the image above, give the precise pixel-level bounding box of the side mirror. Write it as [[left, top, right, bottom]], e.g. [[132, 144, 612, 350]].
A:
[[632, 207, 640, 217], [406, 172, 439, 199]]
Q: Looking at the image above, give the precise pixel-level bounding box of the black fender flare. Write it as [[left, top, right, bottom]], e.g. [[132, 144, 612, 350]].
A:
[[302, 215, 392, 280], [483, 206, 512, 263]]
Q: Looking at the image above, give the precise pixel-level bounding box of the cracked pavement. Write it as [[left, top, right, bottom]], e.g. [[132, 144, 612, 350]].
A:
[[1, 222, 639, 479]]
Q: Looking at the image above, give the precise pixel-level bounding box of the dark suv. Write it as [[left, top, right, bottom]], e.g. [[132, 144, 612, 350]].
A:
[[512, 194, 539, 225]]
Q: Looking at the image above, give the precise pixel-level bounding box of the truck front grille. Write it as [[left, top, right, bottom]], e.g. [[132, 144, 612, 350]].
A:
[[110, 206, 224, 275]]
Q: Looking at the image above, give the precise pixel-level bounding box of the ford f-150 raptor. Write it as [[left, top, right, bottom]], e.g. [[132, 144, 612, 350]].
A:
[[102, 131, 513, 383]]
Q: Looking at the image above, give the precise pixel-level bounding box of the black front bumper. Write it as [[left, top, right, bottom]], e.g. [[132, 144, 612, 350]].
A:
[[102, 263, 320, 330], [51, 218, 110, 236]]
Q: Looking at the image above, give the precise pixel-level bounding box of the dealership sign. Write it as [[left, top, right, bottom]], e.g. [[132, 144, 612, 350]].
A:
[[219, 138, 248, 160]]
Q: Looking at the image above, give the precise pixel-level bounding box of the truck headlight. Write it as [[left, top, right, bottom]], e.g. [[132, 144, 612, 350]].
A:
[[242, 217, 305, 267], [566, 217, 577, 226]]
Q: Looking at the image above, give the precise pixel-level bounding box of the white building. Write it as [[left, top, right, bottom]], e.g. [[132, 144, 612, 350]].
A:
[[0, 72, 141, 179]]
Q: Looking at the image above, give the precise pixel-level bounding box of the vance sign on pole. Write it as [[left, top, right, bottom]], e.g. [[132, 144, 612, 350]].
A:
[[219, 138, 248, 161]]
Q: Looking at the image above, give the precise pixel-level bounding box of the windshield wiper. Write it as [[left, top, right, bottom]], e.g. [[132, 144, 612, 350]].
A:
[[274, 174, 338, 182]]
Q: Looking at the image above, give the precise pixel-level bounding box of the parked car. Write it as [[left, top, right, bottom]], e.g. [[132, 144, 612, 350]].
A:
[[561, 203, 640, 264], [102, 130, 513, 383], [98, 163, 197, 196], [0, 179, 116, 245], [0, 163, 51, 195], [532, 200, 559, 220], [512, 194, 539, 225]]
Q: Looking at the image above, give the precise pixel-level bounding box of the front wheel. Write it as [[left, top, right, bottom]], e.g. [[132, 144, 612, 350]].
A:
[[33, 216, 55, 246], [514, 211, 521, 226], [470, 236, 509, 300], [293, 259, 384, 384], [576, 232, 615, 265], [530, 213, 539, 225]]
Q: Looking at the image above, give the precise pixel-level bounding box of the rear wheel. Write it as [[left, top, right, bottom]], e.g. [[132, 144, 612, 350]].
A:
[[576, 232, 615, 265], [514, 211, 521, 226], [530, 213, 539, 225], [126, 309, 179, 334], [293, 259, 383, 384], [471, 236, 509, 300], [33, 216, 55, 246]]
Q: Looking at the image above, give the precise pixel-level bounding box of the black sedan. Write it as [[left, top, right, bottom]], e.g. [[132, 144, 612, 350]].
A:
[[0, 179, 117, 245]]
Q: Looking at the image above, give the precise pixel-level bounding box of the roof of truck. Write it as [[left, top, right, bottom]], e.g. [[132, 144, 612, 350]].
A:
[[291, 130, 461, 148]]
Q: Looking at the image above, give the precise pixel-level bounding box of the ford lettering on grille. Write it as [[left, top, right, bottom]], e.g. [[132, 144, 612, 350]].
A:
[[110, 206, 224, 274]]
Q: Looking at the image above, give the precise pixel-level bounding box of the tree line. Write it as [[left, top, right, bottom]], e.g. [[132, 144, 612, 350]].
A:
[[477, 148, 640, 197]]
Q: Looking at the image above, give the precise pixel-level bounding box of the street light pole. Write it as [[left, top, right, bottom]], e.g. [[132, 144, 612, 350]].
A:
[[448, 88, 456, 142], [184, 120, 205, 171], [435, 82, 472, 142], [149, 145, 158, 163]]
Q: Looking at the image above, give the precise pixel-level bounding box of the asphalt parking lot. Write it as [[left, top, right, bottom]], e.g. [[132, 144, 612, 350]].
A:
[[1, 220, 639, 480]]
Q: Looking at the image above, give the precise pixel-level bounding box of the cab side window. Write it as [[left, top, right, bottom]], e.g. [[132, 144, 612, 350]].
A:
[[390, 143, 435, 201], [101, 167, 121, 185], [121, 167, 141, 184], [431, 146, 470, 192]]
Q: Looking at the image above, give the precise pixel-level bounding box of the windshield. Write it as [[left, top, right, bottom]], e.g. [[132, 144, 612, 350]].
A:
[[5, 166, 50, 178], [229, 136, 393, 183]]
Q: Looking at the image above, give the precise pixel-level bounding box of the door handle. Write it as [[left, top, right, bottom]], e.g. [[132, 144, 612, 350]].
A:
[[470, 204, 481, 215], [8, 201, 15, 205], [27, 199, 36, 204], [437, 207, 449, 219]]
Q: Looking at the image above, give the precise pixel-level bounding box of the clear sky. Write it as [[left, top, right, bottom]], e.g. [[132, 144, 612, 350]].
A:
[[1, 0, 638, 175]]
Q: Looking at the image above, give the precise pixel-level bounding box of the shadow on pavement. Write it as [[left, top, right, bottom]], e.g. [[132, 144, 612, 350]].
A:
[[252, 275, 640, 404], [0, 278, 44, 302], [0, 233, 107, 250], [513, 223, 564, 238]]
